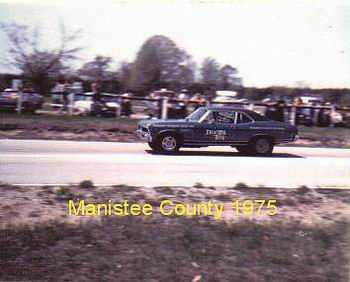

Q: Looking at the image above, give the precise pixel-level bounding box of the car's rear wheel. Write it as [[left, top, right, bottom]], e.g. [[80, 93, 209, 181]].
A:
[[250, 137, 273, 156], [155, 133, 180, 153]]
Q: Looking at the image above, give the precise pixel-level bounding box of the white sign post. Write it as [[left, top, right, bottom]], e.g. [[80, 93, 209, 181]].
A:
[[12, 79, 22, 90], [290, 106, 296, 125], [13, 79, 23, 114], [161, 97, 168, 120], [16, 88, 23, 114], [68, 92, 74, 116]]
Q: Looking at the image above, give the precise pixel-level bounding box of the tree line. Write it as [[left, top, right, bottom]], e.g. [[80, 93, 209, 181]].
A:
[[1, 22, 349, 106], [0, 23, 242, 96]]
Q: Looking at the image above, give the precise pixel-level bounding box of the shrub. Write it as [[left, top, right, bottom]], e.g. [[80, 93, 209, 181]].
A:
[[79, 180, 94, 189], [234, 182, 249, 189], [296, 185, 311, 195], [193, 182, 204, 188]]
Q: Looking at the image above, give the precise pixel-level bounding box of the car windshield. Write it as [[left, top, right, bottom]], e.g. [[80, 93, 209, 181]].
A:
[[186, 107, 207, 121]]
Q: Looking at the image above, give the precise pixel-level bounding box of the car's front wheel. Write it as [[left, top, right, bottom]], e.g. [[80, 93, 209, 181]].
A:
[[250, 137, 273, 156], [148, 142, 157, 150], [155, 133, 180, 153]]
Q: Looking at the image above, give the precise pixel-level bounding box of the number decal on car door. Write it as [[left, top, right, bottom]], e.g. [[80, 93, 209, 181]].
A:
[[206, 129, 227, 140]]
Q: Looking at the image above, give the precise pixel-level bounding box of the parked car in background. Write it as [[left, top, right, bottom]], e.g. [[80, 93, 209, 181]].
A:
[[316, 107, 345, 127], [296, 107, 314, 126], [212, 90, 238, 103], [330, 110, 345, 127], [298, 95, 324, 105], [0, 88, 43, 113], [50, 91, 121, 117], [74, 93, 121, 117], [73, 92, 94, 115]]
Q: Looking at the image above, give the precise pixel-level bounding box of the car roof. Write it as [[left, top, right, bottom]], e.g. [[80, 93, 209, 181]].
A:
[[201, 106, 270, 121], [204, 106, 253, 113]]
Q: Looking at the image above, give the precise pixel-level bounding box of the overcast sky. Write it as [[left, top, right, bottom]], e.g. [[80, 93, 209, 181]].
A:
[[0, 0, 349, 88]]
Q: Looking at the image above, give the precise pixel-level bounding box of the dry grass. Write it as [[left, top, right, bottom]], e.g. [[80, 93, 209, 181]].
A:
[[0, 217, 349, 281], [1, 184, 350, 281], [0, 112, 138, 142]]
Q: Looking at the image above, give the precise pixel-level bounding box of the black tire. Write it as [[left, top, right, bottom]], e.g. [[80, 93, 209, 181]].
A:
[[236, 146, 252, 155], [155, 133, 181, 154], [148, 142, 157, 150], [250, 137, 274, 156]]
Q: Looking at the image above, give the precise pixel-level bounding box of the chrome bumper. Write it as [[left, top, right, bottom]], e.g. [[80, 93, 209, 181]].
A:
[[136, 129, 152, 142], [278, 134, 299, 144]]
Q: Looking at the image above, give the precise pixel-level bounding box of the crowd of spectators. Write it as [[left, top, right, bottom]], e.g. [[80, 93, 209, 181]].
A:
[[46, 82, 348, 126]]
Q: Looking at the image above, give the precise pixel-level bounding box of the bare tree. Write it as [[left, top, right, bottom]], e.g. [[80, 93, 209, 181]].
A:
[[78, 55, 114, 81], [200, 57, 220, 88], [219, 65, 241, 90], [0, 22, 82, 94], [118, 61, 133, 91]]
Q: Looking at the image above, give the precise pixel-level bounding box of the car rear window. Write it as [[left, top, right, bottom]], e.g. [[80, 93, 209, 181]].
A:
[[249, 111, 270, 121]]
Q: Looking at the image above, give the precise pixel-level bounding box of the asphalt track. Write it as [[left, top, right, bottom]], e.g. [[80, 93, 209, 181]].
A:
[[1, 139, 350, 188]]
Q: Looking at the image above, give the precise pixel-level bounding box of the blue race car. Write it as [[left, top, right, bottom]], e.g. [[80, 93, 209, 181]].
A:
[[137, 106, 298, 155]]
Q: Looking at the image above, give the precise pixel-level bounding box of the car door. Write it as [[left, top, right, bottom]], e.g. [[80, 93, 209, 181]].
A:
[[212, 110, 237, 143], [194, 111, 217, 144], [234, 111, 255, 142]]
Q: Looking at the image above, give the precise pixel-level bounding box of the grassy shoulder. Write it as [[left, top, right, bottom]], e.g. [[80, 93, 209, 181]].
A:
[[0, 112, 139, 142], [291, 125, 350, 148], [1, 112, 350, 147], [1, 183, 350, 281]]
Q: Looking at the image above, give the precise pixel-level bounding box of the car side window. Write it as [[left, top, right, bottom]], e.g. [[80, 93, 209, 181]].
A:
[[202, 112, 215, 124], [215, 111, 236, 124], [236, 112, 253, 124]]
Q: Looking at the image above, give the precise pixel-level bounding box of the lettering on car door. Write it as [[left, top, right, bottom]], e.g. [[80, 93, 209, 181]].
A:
[[212, 111, 236, 142]]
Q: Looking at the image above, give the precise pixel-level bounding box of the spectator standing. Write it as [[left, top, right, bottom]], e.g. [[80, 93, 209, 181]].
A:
[[317, 103, 331, 127], [91, 81, 102, 116], [91, 81, 102, 102], [191, 93, 206, 110], [266, 100, 285, 122], [275, 99, 285, 122], [293, 97, 304, 125], [121, 93, 132, 117], [178, 91, 189, 117], [294, 97, 303, 106], [55, 79, 69, 113]]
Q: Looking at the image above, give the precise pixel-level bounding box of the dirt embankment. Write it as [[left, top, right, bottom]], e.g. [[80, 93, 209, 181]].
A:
[[1, 183, 350, 281]]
